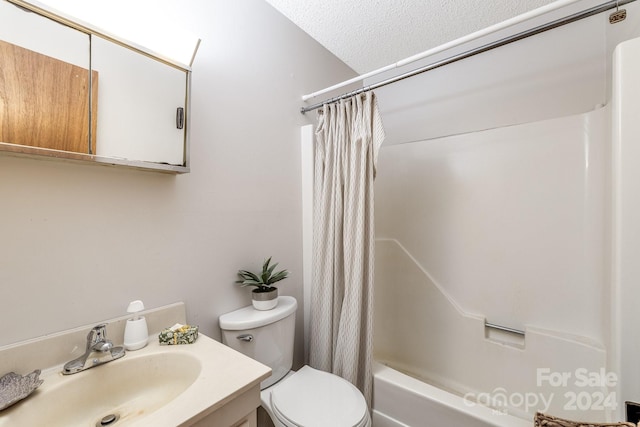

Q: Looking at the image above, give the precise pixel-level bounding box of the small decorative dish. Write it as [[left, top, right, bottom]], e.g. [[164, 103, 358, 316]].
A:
[[0, 370, 43, 411], [159, 324, 199, 345]]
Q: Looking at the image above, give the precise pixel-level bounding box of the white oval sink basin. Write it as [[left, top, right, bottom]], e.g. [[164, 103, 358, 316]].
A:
[[1, 349, 200, 426]]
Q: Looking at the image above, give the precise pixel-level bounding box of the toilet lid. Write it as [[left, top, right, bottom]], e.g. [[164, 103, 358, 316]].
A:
[[271, 366, 369, 427]]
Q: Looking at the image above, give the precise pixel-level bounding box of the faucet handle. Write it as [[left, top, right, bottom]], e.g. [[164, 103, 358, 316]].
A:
[[87, 324, 108, 345]]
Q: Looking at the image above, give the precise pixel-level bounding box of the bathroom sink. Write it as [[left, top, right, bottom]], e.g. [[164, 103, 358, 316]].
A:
[[0, 351, 200, 426], [0, 334, 271, 427]]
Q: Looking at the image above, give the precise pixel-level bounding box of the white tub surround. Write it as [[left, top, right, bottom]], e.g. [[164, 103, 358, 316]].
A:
[[612, 35, 640, 414], [374, 107, 615, 422]]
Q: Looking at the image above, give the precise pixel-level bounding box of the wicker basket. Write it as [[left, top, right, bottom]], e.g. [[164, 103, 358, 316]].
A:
[[534, 412, 637, 427]]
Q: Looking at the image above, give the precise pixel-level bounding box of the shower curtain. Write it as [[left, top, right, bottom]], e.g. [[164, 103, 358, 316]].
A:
[[309, 91, 385, 406]]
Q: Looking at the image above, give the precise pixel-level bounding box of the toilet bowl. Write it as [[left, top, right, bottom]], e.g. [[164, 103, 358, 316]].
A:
[[261, 366, 370, 427], [219, 296, 370, 427]]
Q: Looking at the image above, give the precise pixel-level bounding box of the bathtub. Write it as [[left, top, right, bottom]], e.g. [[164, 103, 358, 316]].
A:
[[372, 362, 531, 427]]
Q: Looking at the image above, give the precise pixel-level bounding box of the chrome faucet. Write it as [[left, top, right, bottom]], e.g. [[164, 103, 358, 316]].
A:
[[62, 324, 125, 375]]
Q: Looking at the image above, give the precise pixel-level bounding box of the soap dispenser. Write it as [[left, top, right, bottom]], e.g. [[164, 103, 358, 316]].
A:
[[124, 300, 148, 351]]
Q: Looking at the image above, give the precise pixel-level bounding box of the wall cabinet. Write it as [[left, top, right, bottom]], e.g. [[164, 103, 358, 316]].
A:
[[0, 0, 193, 173]]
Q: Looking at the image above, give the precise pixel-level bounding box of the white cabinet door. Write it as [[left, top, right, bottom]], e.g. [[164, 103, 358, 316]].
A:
[[91, 35, 187, 165]]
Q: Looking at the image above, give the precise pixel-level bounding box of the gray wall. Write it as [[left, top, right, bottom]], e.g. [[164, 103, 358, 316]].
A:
[[0, 0, 355, 369]]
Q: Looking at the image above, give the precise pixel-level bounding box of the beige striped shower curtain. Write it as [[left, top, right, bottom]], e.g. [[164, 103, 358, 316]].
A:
[[309, 91, 385, 407]]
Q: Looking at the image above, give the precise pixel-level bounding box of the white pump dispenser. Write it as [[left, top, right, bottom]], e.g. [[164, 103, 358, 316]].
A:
[[124, 300, 148, 351]]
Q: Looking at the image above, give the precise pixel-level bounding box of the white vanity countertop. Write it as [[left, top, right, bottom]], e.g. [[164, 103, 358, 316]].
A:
[[0, 302, 271, 426], [0, 333, 271, 427]]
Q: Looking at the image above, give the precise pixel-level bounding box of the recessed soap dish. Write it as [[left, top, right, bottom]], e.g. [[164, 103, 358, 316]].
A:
[[0, 370, 43, 411]]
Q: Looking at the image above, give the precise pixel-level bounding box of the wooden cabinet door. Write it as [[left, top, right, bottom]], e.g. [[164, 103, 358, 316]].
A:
[[0, 39, 98, 154]]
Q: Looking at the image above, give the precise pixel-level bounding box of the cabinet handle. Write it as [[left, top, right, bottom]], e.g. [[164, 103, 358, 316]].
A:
[[176, 107, 184, 130]]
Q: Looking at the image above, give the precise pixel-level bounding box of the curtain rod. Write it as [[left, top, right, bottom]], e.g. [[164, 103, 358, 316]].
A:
[[300, 0, 635, 114], [301, 0, 582, 102]]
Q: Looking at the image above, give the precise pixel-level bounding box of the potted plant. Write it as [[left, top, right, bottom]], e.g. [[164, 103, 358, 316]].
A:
[[236, 257, 289, 310]]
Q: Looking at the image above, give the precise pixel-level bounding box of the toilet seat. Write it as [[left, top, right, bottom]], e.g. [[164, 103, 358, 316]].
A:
[[270, 366, 370, 427]]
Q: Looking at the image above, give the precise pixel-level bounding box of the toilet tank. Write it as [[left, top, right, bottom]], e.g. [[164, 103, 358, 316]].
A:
[[219, 296, 297, 389]]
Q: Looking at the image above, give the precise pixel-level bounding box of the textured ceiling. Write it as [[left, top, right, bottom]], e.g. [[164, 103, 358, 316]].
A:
[[265, 0, 558, 74]]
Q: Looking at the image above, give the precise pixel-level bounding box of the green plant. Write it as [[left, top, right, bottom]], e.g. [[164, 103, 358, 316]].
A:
[[236, 257, 289, 292]]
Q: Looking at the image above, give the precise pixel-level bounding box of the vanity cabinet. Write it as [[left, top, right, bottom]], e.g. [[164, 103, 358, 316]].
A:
[[0, 0, 193, 173], [190, 407, 258, 427], [235, 417, 254, 427]]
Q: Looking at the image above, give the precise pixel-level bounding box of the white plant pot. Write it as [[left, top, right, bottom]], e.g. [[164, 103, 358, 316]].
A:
[[252, 288, 278, 310]]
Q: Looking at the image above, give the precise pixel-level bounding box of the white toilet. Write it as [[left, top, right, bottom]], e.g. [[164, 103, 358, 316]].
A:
[[219, 296, 371, 427]]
